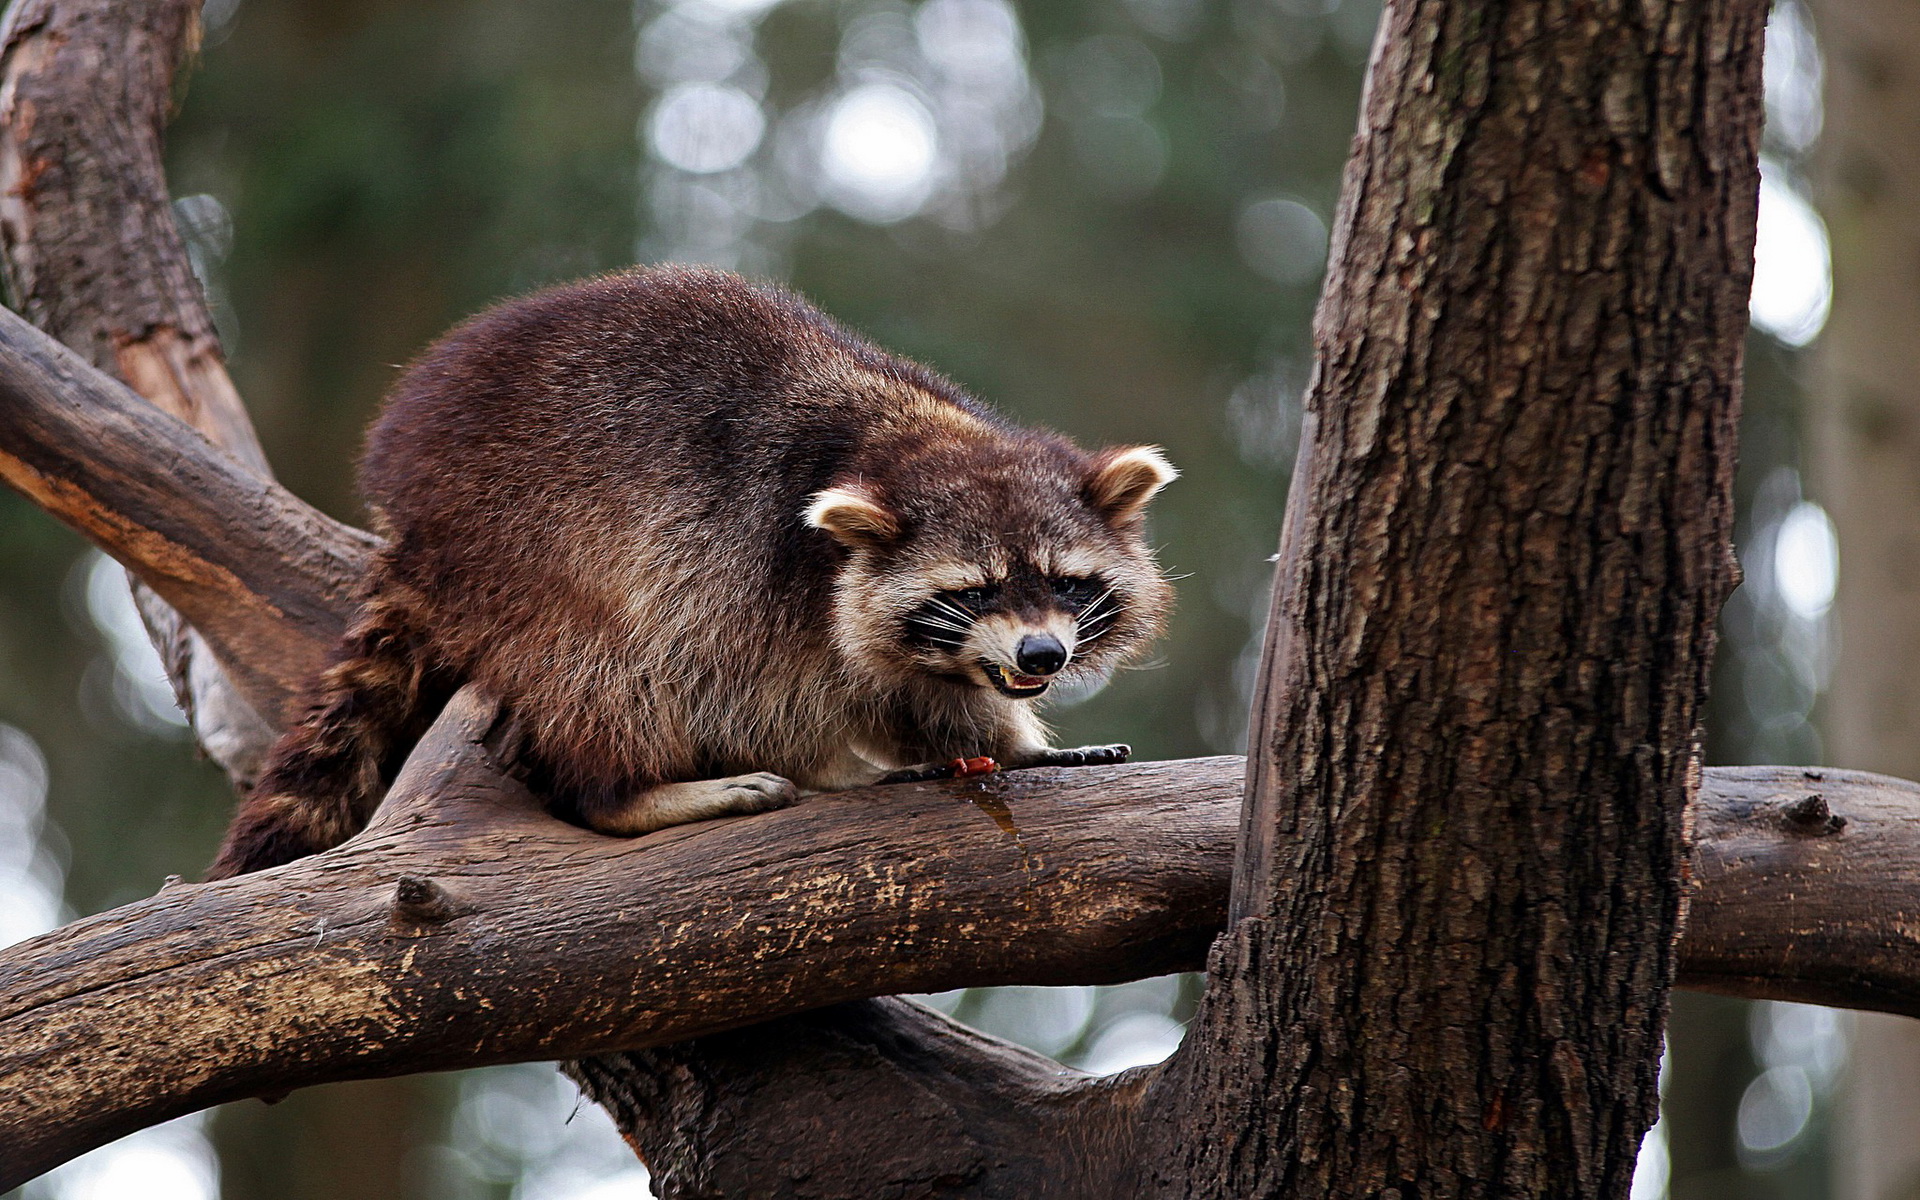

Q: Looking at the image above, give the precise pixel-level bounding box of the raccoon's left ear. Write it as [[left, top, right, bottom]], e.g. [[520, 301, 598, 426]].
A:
[[805, 482, 902, 548], [1087, 446, 1177, 524]]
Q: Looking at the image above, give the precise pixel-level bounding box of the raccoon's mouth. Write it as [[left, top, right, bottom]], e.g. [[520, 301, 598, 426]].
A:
[[982, 661, 1051, 698]]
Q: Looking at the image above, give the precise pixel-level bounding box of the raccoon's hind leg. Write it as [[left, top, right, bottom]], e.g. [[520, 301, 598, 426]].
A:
[[578, 773, 799, 836]]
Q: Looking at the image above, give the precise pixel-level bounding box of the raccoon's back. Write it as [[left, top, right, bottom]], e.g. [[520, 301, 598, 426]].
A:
[[377, 273, 800, 567], [354, 267, 930, 781]]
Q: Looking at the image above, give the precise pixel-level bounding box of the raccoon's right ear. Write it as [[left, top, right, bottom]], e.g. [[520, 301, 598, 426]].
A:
[[1087, 445, 1177, 525], [805, 483, 901, 548]]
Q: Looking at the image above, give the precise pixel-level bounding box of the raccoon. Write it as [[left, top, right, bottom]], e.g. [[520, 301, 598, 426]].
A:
[[207, 266, 1175, 880]]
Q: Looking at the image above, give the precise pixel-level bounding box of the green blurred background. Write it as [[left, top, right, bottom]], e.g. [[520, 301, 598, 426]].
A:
[[0, 0, 1851, 1196]]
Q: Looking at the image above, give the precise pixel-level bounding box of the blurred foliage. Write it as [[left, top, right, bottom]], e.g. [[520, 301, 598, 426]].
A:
[[0, 0, 1844, 1197]]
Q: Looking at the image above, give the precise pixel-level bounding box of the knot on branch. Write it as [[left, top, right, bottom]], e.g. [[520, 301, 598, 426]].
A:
[[390, 875, 470, 927], [1781, 793, 1847, 836]]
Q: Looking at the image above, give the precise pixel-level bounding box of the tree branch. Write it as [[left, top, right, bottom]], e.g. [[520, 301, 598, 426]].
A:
[[0, 304, 374, 720], [2, 698, 1915, 1191], [572, 1001, 1147, 1200], [0, 686, 1235, 1189]]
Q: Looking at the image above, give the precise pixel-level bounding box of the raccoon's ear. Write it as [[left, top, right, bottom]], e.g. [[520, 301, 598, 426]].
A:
[[1087, 446, 1177, 524], [805, 483, 901, 548]]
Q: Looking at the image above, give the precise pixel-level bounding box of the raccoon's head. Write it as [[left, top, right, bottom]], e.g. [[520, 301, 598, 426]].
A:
[[806, 443, 1176, 700]]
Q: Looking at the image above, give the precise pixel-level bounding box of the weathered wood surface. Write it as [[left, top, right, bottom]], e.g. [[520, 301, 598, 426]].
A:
[[0, 305, 374, 719], [2, 722, 1916, 1189], [573, 999, 1150, 1200], [0, 688, 1236, 1188]]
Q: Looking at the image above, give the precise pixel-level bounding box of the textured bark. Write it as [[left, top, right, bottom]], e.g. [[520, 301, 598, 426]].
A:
[[0, 0, 277, 779], [5, 727, 1918, 1192], [571, 1002, 1147, 1200], [1808, 0, 1920, 1194], [0, 304, 374, 718], [0, 687, 1234, 1190], [1129, 0, 1764, 1195]]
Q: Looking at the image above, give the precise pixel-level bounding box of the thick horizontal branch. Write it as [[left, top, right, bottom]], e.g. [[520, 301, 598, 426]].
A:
[[0, 304, 374, 720], [0, 688, 1235, 1188], [1681, 766, 1920, 1010], [1, 687, 1914, 1187]]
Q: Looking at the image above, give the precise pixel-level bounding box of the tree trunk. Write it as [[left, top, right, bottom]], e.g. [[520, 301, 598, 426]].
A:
[[1810, 0, 1920, 1195], [1127, 0, 1763, 1193]]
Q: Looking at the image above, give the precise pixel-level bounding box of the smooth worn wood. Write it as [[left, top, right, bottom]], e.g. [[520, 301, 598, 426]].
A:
[[5, 737, 1919, 1191], [0, 304, 374, 721], [1134, 0, 1765, 1194], [1681, 767, 1920, 1012], [0, 687, 1237, 1189], [0, 0, 282, 778]]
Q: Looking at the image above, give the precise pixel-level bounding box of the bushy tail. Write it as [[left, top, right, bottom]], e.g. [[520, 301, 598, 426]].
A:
[[206, 581, 455, 879]]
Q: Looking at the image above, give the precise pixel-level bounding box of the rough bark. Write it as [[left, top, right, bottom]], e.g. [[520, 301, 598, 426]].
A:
[[0, 687, 1235, 1189], [5, 728, 1915, 1191], [571, 1003, 1148, 1200], [1808, 0, 1920, 1194], [0, 303, 373, 718], [0, 0, 277, 779], [1127, 0, 1763, 1194]]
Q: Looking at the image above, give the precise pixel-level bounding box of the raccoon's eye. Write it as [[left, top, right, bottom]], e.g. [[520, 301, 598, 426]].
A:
[[1050, 576, 1104, 612], [947, 585, 1001, 612]]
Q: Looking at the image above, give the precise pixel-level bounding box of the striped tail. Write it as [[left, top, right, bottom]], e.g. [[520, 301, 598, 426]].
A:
[[205, 582, 454, 879]]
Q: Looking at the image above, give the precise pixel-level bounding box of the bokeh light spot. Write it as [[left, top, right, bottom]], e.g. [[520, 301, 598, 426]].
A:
[[1774, 501, 1838, 620], [821, 84, 940, 222], [648, 83, 767, 175], [1237, 196, 1329, 285], [1750, 162, 1831, 347]]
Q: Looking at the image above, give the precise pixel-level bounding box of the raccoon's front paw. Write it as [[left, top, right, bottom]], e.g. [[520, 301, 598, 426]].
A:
[[1014, 744, 1132, 769], [599, 772, 798, 835], [712, 772, 799, 814]]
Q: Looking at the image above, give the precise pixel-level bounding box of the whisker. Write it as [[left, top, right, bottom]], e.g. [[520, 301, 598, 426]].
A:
[[925, 596, 981, 622], [908, 614, 974, 633]]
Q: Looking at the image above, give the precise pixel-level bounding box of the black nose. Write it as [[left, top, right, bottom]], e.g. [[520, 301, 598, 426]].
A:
[[1015, 634, 1067, 676]]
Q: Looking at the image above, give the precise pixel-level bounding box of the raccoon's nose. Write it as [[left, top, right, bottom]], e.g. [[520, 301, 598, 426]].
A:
[[1015, 634, 1067, 676]]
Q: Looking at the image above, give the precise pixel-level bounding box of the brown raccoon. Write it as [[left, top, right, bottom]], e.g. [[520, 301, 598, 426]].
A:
[[207, 266, 1175, 879]]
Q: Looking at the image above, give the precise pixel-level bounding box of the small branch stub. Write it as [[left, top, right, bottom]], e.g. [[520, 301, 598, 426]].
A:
[[390, 875, 467, 927], [1782, 792, 1847, 836]]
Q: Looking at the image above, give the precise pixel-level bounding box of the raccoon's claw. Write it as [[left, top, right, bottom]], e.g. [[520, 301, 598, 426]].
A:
[[880, 762, 954, 785], [1017, 744, 1132, 769]]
